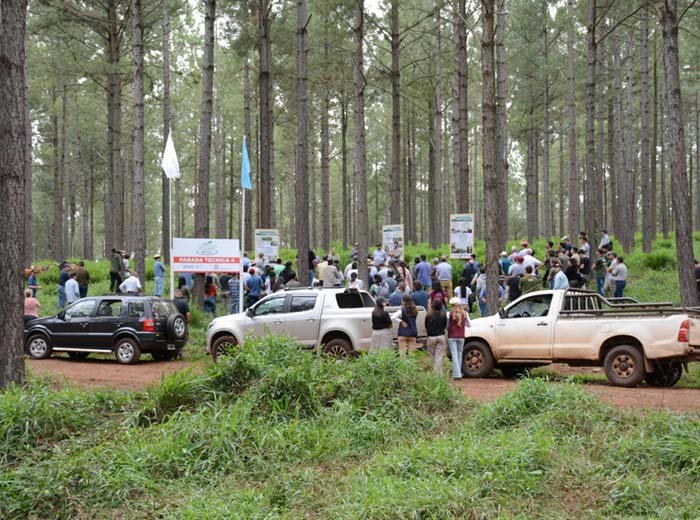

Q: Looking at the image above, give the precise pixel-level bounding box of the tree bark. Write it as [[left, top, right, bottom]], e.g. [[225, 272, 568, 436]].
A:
[[310, 101, 317, 248], [430, 4, 442, 249], [194, 0, 215, 303], [526, 110, 538, 241], [0, 0, 28, 388], [340, 90, 349, 248], [295, 0, 310, 284], [52, 87, 63, 261], [132, 0, 146, 285], [454, 0, 469, 214], [495, 0, 507, 247], [651, 33, 658, 234], [559, 123, 565, 237], [107, 0, 123, 253], [258, 0, 273, 229], [243, 52, 253, 249], [596, 32, 606, 232], [542, 1, 552, 239], [695, 92, 700, 229], [640, 5, 652, 250], [482, 0, 499, 315], [353, 0, 369, 284], [320, 72, 330, 251], [661, 0, 694, 306], [566, 0, 579, 238], [214, 101, 226, 238], [585, 0, 599, 239], [660, 49, 669, 239], [622, 33, 636, 251], [23, 52, 32, 265], [612, 36, 625, 243], [162, 0, 171, 262], [61, 83, 69, 258], [390, 0, 401, 223]]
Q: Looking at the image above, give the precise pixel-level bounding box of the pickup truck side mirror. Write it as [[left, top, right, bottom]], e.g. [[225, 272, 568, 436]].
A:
[[498, 308, 506, 319], [58, 310, 66, 320], [246, 308, 255, 318]]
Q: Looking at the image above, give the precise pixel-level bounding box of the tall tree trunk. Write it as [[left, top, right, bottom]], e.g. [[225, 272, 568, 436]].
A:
[[132, 0, 146, 285], [596, 32, 606, 233], [585, 0, 599, 239], [390, 0, 401, 223], [695, 92, 700, 229], [0, 0, 28, 388], [482, 0, 499, 315], [243, 53, 253, 249], [107, 0, 123, 253], [566, 0, 579, 237], [612, 36, 625, 243], [52, 87, 63, 261], [542, 1, 552, 239], [258, 0, 273, 229], [194, 0, 215, 303], [214, 101, 226, 238], [320, 75, 330, 251], [340, 90, 349, 248], [430, 4, 442, 249], [23, 52, 32, 265], [353, 0, 369, 284], [622, 34, 636, 251], [651, 33, 658, 234], [311, 107, 317, 249], [456, 0, 469, 214], [161, 0, 171, 262], [60, 83, 68, 258], [495, 0, 507, 248], [640, 5, 653, 250], [526, 110, 538, 241], [661, 0, 693, 305], [295, 0, 310, 284], [660, 50, 669, 239], [559, 124, 565, 237], [78, 131, 89, 260]]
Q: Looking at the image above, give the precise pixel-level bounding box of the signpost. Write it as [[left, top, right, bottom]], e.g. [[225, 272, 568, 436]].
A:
[[449, 214, 475, 259], [254, 228, 280, 263], [382, 224, 405, 260], [171, 238, 242, 273]]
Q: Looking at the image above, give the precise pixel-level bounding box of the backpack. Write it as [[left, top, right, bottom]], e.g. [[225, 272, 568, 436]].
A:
[[379, 282, 391, 298]]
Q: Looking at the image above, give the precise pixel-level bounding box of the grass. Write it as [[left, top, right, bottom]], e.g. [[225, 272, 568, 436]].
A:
[[3, 347, 698, 518]]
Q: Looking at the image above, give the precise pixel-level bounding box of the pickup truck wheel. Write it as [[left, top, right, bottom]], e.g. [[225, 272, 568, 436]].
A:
[[644, 361, 682, 388], [462, 341, 495, 378], [323, 339, 353, 360], [212, 335, 237, 362], [115, 338, 141, 364], [26, 334, 52, 359], [604, 345, 645, 387]]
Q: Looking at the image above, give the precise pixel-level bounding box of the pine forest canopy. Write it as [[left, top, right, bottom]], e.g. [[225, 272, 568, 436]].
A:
[[18, 0, 700, 269]]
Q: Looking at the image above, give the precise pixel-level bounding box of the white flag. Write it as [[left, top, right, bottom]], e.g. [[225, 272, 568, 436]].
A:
[[161, 131, 181, 180]]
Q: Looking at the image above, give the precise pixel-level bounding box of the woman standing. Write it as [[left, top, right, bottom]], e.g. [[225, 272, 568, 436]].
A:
[[370, 297, 393, 352], [447, 297, 470, 379], [454, 277, 472, 308], [23, 289, 40, 325], [424, 299, 447, 373], [391, 295, 419, 358], [203, 275, 217, 317], [429, 280, 447, 309]]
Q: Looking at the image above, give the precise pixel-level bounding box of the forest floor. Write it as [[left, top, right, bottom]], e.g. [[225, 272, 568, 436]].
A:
[[27, 356, 700, 412]]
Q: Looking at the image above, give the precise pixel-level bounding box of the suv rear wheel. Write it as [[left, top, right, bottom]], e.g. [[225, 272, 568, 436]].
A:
[[115, 337, 141, 364], [604, 345, 645, 387], [27, 334, 52, 359], [323, 338, 353, 359], [166, 314, 187, 340]]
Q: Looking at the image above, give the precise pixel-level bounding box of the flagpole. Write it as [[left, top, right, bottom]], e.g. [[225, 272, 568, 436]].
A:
[[239, 187, 245, 314], [169, 176, 174, 300]]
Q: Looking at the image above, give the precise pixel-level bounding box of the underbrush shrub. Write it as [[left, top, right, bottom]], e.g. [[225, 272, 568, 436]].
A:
[[640, 250, 675, 271]]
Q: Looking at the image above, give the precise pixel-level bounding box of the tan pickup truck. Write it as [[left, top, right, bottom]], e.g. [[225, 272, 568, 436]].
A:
[[463, 289, 700, 387], [206, 287, 427, 360]]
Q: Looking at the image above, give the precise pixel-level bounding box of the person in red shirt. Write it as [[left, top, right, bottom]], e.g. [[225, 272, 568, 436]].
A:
[[203, 275, 218, 317]]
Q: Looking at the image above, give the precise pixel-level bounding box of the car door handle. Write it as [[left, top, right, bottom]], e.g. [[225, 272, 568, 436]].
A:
[[273, 320, 283, 324], [537, 322, 548, 326], [497, 323, 506, 327], [306, 318, 316, 323], [115, 322, 122, 327]]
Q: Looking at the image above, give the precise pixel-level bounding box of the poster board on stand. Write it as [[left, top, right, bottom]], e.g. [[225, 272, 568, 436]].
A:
[[449, 214, 474, 259], [254, 229, 280, 264], [382, 224, 405, 261]]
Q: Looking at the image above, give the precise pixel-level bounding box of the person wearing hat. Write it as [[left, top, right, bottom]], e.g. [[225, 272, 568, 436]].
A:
[[370, 296, 393, 352], [560, 236, 573, 252], [373, 242, 387, 267], [447, 297, 470, 379], [499, 251, 511, 276], [153, 254, 166, 297], [518, 241, 530, 256]]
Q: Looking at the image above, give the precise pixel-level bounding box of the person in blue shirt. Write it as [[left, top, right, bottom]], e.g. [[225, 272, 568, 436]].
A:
[[242, 252, 251, 272], [27, 268, 41, 297], [57, 263, 70, 309], [246, 268, 263, 307], [414, 254, 432, 288], [411, 280, 430, 309], [153, 254, 166, 297], [388, 282, 407, 306], [478, 282, 505, 317], [498, 251, 511, 276]]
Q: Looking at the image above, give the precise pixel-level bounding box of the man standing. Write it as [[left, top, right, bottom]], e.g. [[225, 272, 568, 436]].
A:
[[609, 256, 628, 298], [388, 239, 403, 266], [119, 272, 142, 294], [579, 233, 591, 258], [75, 261, 91, 298], [414, 254, 432, 287], [519, 265, 540, 295], [594, 248, 608, 295], [246, 268, 263, 307], [153, 254, 166, 297], [228, 273, 241, 314], [598, 229, 612, 251], [436, 256, 453, 296], [65, 272, 81, 304], [498, 251, 511, 276], [373, 243, 387, 267], [551, 262, 570, 290], [322, 260, 341, 287], [57, 263, 70, 308], [109, 248, 122, 293]]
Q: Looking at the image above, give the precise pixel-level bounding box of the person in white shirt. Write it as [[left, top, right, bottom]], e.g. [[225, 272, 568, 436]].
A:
[[522, 249, 542, 274], [598, 229, 611, 250], [579, 234, 591, 258], [518, 240, 530, 257], [609, 256, 628, 297], [347, 272, 365, 290], [65, 273, 81, 304], [119, 273, 142, 294]]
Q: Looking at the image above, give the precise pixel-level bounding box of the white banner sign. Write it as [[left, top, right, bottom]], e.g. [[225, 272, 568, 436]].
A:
[[382, 224, 405, 261], [172, 238, 241, 273], [450, 214, 475, 259], [254, 229, 280, 263]]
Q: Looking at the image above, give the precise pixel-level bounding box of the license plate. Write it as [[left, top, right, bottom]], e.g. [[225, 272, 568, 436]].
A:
[[167, 344, 176, 350]]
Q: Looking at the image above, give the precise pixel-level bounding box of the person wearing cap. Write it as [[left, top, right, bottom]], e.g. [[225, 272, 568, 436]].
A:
[[560, 236, 573, 252], [447, 297, 470, 379], [424, 298, 448, 373], [507, 245, 519, 263], [499, 251, 511, 276], [550, 262, 569, 290], [370, 297, 393, 352], [119, 272, 142, 294], [507, 255, 526, 277], [153, 254, 166, 297], [518, 240, 530, 257], [373, 243, 387, 267]]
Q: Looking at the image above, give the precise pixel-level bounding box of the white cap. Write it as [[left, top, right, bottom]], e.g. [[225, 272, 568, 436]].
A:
[[449, 297, 462, 306]]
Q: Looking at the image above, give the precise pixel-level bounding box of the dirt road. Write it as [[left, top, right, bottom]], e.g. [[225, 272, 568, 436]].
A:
[[27, 356, 700, 412]]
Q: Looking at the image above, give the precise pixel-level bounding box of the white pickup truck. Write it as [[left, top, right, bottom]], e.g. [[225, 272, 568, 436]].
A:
[[463, 288, 700, 387], [206, 287, 427, 360]]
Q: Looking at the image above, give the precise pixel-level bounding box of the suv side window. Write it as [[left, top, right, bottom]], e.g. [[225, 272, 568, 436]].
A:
[[254, 296, 286, 316], [128, 301, 146, 318], [151, 301, 173, 318], [289, 295, 317, 313], [506, 295, 552, 319], [96, 300, 122, 318], [65, 300, 96, 319]]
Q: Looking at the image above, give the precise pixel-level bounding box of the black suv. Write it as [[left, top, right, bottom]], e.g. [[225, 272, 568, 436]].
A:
[[24, 296, 188, 364]]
